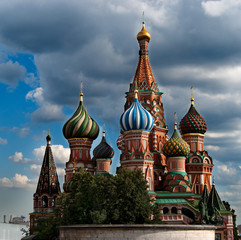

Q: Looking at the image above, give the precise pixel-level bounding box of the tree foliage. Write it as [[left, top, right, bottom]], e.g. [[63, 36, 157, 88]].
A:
[[57, 168, 153, 225], [33, 168, 161, 239]]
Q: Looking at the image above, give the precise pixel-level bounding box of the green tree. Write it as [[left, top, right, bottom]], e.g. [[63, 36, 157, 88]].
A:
[[34, 168, 161, 239], [57, 168, 152, 224]]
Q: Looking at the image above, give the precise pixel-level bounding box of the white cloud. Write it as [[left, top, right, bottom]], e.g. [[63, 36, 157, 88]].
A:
[[0, 137, 7, 145], [205, 145, 220, 151], [202, 0, 241, 17], [26, 87, 65, 122], [9, 152, 31, 164], [0, 173, 35, 189], [206, 130, 240, 138], [32, 144, 70, 165], [12, 127, 30, 137]]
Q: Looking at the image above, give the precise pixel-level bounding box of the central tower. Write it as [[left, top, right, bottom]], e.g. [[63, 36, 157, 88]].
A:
[[124, 20, 168, 188]]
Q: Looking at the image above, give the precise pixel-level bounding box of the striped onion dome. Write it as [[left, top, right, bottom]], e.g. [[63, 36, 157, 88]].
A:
[[93, 131, 114, 159], [63, 94, 99, 140], [116, 134, 123, 150], [120, 91, 153, 132], [163, 123, 190, 157], [179, 98, 207, 135]]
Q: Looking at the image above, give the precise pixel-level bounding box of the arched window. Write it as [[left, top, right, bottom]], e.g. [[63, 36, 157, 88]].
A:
[[52, 196, 57, 207], [171, 207, 177, 214], [34, 196, 38, 208], [42, 196, 48, 208], [163, 207, 169, 214]]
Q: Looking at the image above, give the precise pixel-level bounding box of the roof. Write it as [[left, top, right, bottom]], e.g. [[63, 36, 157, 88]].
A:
[[207, 184, 226, 211], [35, 137, 61, 196]]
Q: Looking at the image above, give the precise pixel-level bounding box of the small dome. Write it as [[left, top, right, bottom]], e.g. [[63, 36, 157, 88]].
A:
[[179, 100, 207, 135], [93, 131, 114, 159], [63, 99, 99, 140], [137, 22, 151, 42], [120, 95, 153, 132], [163, 125, 190, 157], [46, 134, 51, 142]]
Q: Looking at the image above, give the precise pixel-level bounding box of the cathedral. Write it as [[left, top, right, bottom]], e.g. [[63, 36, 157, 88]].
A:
[[30, 21, 234, 240]]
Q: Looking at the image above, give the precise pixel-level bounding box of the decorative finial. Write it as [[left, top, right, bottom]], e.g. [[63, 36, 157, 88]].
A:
[[142, 11, 145, 24], [80, 80, 83, 102], [213, 176, 215, 185], [191, 86, 194, 105], [174, 112, 177, 130], [102, 122, 105, 137], [134, 80, 138, 99]]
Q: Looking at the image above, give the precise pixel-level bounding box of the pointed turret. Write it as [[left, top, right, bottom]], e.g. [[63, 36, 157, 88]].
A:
[[30, 134, 61, 234], [207, 179, 226, 211], [35, 134, 61, 198]]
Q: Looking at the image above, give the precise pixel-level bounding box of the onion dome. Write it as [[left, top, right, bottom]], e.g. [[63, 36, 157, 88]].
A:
[[116, 134, 123, 150], [179, 88, 207, 135], [46, 134, 51, 142], [93, 129, 114, 159], [137, 21, 151, 42], [120, 85, 153, 132], [63, 84, 99, 140], [163, 113, 190, 157]]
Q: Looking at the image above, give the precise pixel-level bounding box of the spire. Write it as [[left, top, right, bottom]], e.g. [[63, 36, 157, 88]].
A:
[[80, 80, 83, 102], [102, 122, 105, 137], [191, 86, 194, 105], [131, 16, 158, 92], [174, 112, 177, 130], [134, 80, 138, 99], [35, 134, 61, 196]]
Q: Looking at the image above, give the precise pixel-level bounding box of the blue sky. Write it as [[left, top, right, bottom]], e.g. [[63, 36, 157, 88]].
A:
[[1, 0, 241, 224]]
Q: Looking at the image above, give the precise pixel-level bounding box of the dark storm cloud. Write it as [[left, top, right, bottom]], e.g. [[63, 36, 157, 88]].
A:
[[1, 0, 241, 165]]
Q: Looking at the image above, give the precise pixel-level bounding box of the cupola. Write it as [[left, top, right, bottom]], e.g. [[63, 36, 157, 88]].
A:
[[63, 82, 99, 140], [163, 113, 190, 157], [179, 87, 207, 135], [120, 83, 153, 132], [93, 127, 114, 159]]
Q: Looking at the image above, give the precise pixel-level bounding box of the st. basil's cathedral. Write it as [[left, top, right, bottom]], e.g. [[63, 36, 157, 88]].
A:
[[29, 21, 234, 240]]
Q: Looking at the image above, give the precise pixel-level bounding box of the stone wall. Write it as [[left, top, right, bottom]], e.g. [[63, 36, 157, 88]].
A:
[[59, 224, 216, 240]]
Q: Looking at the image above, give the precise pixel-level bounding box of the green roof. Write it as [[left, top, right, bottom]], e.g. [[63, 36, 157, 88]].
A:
[[155, 198, 188, 205], [155, 191, 199, 197]]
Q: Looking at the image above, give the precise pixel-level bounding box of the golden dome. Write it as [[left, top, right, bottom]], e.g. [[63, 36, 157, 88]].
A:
[[137, 21, 151, 42]]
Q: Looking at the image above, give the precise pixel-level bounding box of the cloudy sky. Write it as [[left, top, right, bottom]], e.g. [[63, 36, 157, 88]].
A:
[[1, 0, 241, 224]]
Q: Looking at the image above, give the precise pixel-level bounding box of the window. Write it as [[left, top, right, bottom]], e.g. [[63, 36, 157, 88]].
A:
[[42, 196, 48, 208], [171, 207, 177, 214], [163, 207, 169, 214]]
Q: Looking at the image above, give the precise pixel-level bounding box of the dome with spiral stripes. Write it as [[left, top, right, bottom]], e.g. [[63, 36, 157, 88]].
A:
[[93, 131, 114, 159], [120, 91, 153, 132], [63, 94, 99, 140]]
